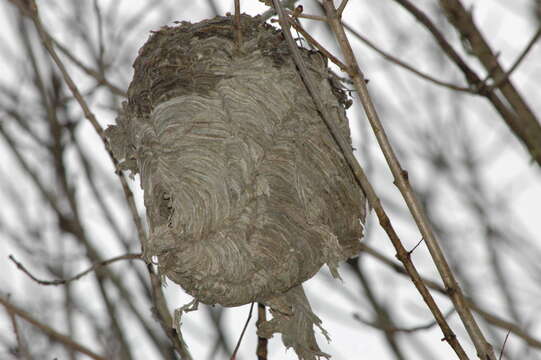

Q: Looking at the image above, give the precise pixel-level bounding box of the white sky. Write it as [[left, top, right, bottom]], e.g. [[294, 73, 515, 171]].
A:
[[0, 1, 540, 359]]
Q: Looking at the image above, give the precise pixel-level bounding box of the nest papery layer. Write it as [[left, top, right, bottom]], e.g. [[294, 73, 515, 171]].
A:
[[107, 15, 365, 307]]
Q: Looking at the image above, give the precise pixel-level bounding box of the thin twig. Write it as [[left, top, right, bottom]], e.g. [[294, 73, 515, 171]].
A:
[[341, 21, 474, 93], [498, 330, 511, 360], [234, 0, 242, 50], [409, 238, 425, 254], [286, 9, 327, 22], [6, 306, 31, 360], [360, 242, 541, 350], [287, 18, 348, 72], [51, 36, 126, 96], [230, 303, 255, 360], [261, 0, 298, 21], [386, 0, 541, 168], [487, 26, 541, 91], [273, 1, 470, 358], [10, 0, 147, 246], [347, 258, 407, 359], [9, 253, 142, 286], [12, 3, 191, 358], [147, 264, 192, 359], [389, 0, 480, 85], [0, 295, 107, 360], [321, 0, 488, 358], [401, 0, 541, 167], [353, 308, 455, 334]]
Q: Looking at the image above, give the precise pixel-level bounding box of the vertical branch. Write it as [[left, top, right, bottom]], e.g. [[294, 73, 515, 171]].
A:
[[320, 1, 496, 359], [147, 265, 192, 359], [233, 0, 242, 50], [7, 309, 31, 360], [256, 303, 268, 360], [271, 1, 469, 358]]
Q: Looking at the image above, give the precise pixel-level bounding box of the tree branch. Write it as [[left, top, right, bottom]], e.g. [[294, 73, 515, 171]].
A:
[[0, 295, 107, 360], [273, 1, 469, 358], [321, 1, 495, 359], [9, 253, 142, 286]]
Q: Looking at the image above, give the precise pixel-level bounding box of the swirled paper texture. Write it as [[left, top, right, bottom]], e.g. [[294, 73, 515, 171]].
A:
[[107, 15, 366, 360]]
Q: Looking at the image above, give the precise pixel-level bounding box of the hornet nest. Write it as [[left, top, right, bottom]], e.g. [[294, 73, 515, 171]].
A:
[[106, 14, 366, 360]]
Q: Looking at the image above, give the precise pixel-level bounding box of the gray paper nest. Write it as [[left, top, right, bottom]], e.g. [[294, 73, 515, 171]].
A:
[[107, 14, 366, 360]]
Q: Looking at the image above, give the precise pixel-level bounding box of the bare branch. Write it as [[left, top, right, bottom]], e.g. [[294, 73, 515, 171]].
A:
[[233, 0, 242, 50], [321, 1, 495, 358], [6, 307, 31, 360], [287, 18, 348, 72], [498, 330, 511, 360], [341, 21, 475, 93], [256, 303, 268, 360], [487, 26, 541, 90], [9, 253, 142, 286], [10, 0, 147, 246], [51, 36, 126, 97], [274, 1, 469, 358], [360, 243, 541, 350], [353, 308, 455, 334], [230, 303, 255, 360], [0, 295, 107, 360], [286, 9, 327, 22], [336, 0, 349, 17]]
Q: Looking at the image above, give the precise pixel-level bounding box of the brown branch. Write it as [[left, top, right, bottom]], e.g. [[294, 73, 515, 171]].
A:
[[498, 330, 511, 360], [6, 3, 187, 359], [393, 0, 541, 167], [360, 243, 541, 350], [389, 0, 480, 85], [256, 303, 268, 360], [51, 36, 126, 97], [233, 0, 242, 50], [9, 0, 147, 247], [353, 308, 455, 334], [230, 303, 255, 360], [409, 238, 425, 254], [287, 18, 349, 72], [336, 0, 349, 17], [6, 306, 31, 360], [321, 1, 497, 359], [341, 21, 475, 93], [261, 0, 299, 21], [0, 295, 107, 360], [273, 1, 469, 358], [147, 264, 191, 359], [9, 253, 142, 286], [485, 26, 541, 91], [286, 9, 327, 22], [347, 258, 407, 360]]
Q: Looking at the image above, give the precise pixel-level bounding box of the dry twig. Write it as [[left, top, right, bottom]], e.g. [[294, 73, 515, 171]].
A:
[[256, 303, 268, 360], [233, 0, 242, 49], [353, 308, 455, 334], [0, 295, 106, 360], [321, 0, 495, 358], [341, 21, 474, 93], [360, 243, 541, 350], [9, 253, 141, 286], [230, 303, 255, 360], [498, 330, 511, 360], [272, 1, 469, 358]]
